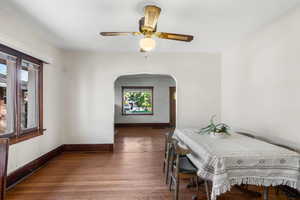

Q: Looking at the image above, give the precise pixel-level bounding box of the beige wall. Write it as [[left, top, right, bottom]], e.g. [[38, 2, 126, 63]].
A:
[[63, 51, 221, 144], [221, 7, 300, 151], [0, 2, 66, 173]]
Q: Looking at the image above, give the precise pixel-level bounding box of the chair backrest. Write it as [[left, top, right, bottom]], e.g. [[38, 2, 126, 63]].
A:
[[166, 131, 175, 142], [0, 138, 9, 200], [171, 139, 192, 156], [164, 131, 175, 155], [170, 139, 192, 175]]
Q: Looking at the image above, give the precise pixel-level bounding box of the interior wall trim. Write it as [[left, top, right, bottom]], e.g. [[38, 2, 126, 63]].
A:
[[62, 144, 114, 152], [6, 145, 63, 189], [114, 123, 170, 128], [6, 143, 114, 189]]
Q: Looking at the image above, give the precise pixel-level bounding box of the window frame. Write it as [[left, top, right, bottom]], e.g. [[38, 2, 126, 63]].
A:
[[121, 86, 154, 116], [0, 56, 17, 138], [0, 44, 44, 145], [19, 58, 41, 135]]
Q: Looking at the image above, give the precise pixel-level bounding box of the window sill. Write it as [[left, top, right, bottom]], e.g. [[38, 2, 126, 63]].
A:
[[122, 113, 154, 116], [9, 129, 46, 145]]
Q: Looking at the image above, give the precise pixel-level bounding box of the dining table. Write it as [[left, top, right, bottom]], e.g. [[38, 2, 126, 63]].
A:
[[173, 128, 300, 200]]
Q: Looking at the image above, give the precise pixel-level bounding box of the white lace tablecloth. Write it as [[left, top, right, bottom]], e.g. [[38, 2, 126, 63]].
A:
[[173, 128, 300, 200]]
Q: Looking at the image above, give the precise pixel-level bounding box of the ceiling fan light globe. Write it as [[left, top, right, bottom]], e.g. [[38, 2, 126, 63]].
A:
[[139, 37, 156, 51]]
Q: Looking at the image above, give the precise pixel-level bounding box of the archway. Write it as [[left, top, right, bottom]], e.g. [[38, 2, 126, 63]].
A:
[[113, 73, 177, 136]]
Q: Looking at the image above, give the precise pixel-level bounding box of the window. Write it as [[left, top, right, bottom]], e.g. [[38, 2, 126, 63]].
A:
[[21, 60, 39, 131], [0, 53, 16, 135], [0, 44, 43, 143], [122, 87, 153, 115]]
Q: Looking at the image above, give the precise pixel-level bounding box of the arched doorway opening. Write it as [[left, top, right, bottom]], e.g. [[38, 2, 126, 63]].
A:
[[113, 73, 177, 139]]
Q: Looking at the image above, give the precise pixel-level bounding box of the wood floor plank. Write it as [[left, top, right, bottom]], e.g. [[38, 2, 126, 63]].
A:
[[6, 127, 287, 200]]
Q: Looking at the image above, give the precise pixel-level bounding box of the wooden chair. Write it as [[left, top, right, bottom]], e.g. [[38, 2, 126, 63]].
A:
[[277, 185, 300, 200], [0, 138, 9, 200], [169, 139, 210, 200], [163, 131, 174, 184]]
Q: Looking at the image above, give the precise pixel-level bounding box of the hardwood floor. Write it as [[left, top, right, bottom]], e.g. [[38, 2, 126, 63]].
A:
[[6, 127, 287, 200]]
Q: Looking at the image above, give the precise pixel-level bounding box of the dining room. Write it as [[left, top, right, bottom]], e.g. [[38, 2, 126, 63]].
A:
[[0, 0, 300, 200]]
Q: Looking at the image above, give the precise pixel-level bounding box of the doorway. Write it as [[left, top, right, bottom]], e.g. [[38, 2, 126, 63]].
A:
[[114, 74, 176, 128], [169, 87, 176, 127]]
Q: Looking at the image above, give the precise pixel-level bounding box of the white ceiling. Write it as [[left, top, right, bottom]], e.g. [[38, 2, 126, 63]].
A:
[[4, 0, 300, 52]]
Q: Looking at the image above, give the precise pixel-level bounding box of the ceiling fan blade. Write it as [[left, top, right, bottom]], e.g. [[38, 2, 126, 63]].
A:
[[100, 32, 140, 36], [155, 32, 194, 42], [143, 5, 161, 31]]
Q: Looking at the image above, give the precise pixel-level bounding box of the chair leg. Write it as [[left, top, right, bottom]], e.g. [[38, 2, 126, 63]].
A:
[[195, 177, 199, 191], [163, 150, 166, 173], [163, 136, 168, 172], [169, 176, 173, 191], [165, 150, 170, 184], [204, 180, 210, 200], [275, 186, 279, 195], [175, 177, 180, 200], [263, 186, 269, 200], [165, 163, 170, 184]]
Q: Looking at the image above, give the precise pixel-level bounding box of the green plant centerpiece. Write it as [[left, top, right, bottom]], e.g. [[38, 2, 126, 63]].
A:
[[200, 115, 231, 138]]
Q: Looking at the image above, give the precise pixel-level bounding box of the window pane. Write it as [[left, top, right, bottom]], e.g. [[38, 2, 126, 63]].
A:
[[21, 60, 39, 130], [0, 52, 16, 135], [122, 87, 153, 115]]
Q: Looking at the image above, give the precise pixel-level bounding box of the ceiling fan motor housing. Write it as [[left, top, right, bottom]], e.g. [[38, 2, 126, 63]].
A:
[[142, 5, 161, 34]]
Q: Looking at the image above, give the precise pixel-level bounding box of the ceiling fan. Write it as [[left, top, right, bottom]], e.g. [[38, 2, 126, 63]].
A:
[[100, 5, 194, 52]]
